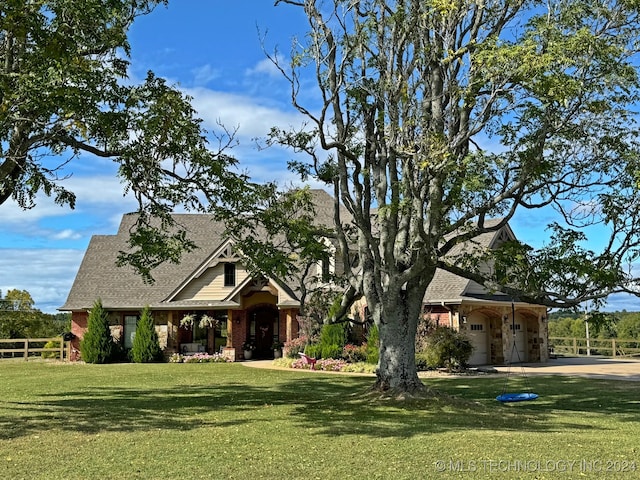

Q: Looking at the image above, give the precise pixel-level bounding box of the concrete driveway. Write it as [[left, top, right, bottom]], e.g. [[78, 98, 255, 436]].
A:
[[246, 356, 640, 381], [493, 356, 640, 382]]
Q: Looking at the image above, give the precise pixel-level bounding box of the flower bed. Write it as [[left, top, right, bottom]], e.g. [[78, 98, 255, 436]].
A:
[[168, 352, 232, 363], [291, 357, 347, 371]]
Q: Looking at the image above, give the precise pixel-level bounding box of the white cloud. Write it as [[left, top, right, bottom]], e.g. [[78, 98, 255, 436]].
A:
[[51, 229, 83, 241], [186, 86, 305, 141], [245, 58, 283, 78], [191, 64, 221, 86], [1, 249, 84, 313]]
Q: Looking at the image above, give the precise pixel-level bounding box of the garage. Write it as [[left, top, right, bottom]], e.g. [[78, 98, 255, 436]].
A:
[[466, 315, 489, 365], [507, 316, 527, 363]]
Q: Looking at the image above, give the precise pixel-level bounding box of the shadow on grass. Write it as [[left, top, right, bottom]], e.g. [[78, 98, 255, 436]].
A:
[[1, 364, 638, 441]]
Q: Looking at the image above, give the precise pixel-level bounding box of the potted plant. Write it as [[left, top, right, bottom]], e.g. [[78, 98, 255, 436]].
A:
[[180, 314, 196, 329], [198, 314, 219, 329], [272, 341, 284, 359], [242, 340, 256, 360]]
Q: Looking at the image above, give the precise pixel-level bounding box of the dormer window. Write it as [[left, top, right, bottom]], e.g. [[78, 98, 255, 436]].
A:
[[224, 263, 236, 287]]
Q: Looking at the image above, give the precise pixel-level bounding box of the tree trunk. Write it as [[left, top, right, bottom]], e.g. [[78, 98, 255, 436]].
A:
[[371, 282, 428, 395]]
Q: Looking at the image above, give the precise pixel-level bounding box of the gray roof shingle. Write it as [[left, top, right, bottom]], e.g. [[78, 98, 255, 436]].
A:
[[61, 189, 518, 311], [61, 189, 339, 311]]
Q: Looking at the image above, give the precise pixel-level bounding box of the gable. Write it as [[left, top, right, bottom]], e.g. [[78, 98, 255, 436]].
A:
[[171, 261, 250, 302], [425, 222, 519, 304]]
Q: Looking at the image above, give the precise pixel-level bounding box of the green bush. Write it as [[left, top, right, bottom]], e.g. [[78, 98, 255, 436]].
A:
[[415, 351, 430, 371], [131, 306, 162, 363], [283, 336, 308, 358], [365, 324, 379, 364], [342, 343, 368, 362], [313, 322, 349, 359], [42, 339, 61, 359], [80, 299, 114, 364], [422, 326, 472, 371], [321, 344, 342, 359], [319, 322, 348, 348], [304, 344, 322, 359]]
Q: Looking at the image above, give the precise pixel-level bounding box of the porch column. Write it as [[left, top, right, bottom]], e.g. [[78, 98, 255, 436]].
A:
[[539, 309, 549, 363]]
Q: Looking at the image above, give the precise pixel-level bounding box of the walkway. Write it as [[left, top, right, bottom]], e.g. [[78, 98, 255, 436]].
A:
[[493, 356, 640, 382]]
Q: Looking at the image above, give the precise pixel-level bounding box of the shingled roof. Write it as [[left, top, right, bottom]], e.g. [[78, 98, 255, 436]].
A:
[[61, 213, 227, 310], [61, 189, 519, 311], [60, 189, 340, 311], [424, 219, 515, 305]]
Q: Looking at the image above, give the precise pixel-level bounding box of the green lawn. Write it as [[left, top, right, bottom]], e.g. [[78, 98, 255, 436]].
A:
[[0, 362, 638, 479]]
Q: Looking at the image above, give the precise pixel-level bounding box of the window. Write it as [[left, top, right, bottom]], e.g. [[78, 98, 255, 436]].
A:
[[224, 263, 236, 286], [470, 324, 484, 331], [214, 312, 228, 353], [124, 315, 138, 349]]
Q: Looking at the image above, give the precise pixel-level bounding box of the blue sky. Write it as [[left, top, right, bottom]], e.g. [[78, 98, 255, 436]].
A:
[[1, 1, 638, 313]]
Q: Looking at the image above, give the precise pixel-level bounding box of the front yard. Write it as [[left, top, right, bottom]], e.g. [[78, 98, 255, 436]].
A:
[[0, 361, 638, 479]]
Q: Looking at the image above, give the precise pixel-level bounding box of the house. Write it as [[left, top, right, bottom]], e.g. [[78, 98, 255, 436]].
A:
[[61, 213, 304, 361], [422, 222, 549, 365], [61, 190, 548, 365]]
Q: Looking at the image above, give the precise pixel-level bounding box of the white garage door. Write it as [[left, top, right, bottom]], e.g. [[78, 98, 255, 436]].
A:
[[467, 320, 488, 365], [508, 322, 527, 363]]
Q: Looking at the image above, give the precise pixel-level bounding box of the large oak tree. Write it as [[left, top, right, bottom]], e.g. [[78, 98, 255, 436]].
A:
[[251, 0, 640, 393]]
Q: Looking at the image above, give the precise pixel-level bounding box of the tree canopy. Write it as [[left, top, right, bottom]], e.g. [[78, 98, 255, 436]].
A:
[[0, 0, 244, 281], [0, 289, 69, 338], [225, 0, 640, 393]]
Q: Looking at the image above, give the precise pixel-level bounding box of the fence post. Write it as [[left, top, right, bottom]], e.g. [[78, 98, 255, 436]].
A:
[[59, 338, 64, 360], [612, 339, 616, 357], [573, 337, 577, 355], [24, 339, 29, 361]]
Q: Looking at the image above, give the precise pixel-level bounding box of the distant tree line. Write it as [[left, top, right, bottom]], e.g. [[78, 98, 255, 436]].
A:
[[0, 289, 70, 338], [549, 310, 640, 341]]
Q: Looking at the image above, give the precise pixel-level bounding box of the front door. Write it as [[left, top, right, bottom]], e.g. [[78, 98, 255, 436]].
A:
[[250, 306, 278, 358]]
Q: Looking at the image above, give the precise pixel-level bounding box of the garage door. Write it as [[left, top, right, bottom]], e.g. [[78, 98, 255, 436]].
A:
[[467, 320, 488, 365], [508, 322, 527, 363]]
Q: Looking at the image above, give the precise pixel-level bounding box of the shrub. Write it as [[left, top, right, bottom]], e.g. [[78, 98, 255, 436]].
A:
[[131, 306, 162, 363], [304, 343, 322, 359], [365, 324, 379, 364], [423, 326, 473, 371], [415, 315, 435, 352], [283, 336, 308, 358], [415, 351, 431, 371], [42, 339, 61, 359], [321, 344, 342, 359], [319, 322, 348, 348], [317, 322, 348, 359], [80, 299, 114, 364], [342, 343, 367, 363]]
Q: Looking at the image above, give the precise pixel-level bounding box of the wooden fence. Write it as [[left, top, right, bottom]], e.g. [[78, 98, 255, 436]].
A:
[[0, 337, 70, 361], [549, 337, 640, 358]]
